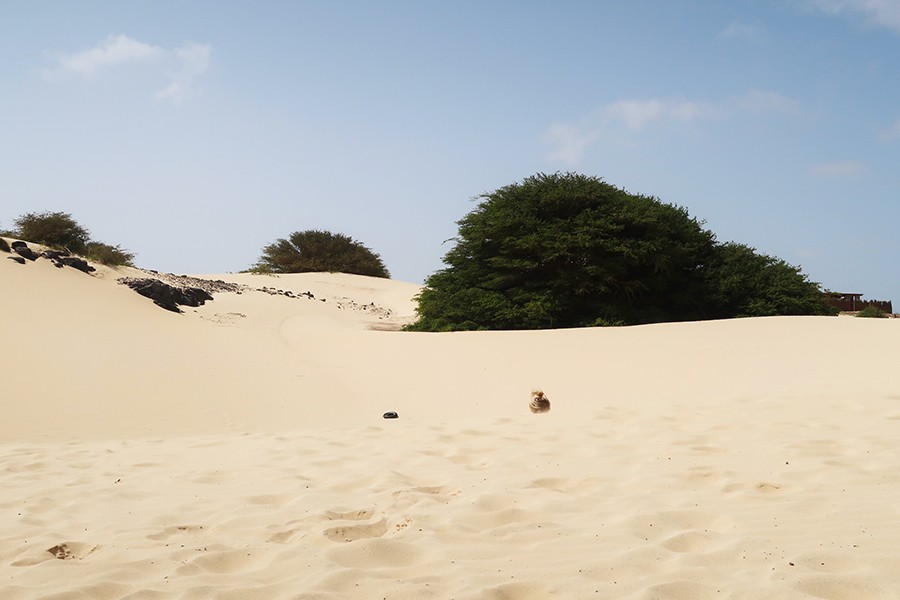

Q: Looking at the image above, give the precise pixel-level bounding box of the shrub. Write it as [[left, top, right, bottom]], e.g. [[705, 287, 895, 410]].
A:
[[856, 306, 888, 318], [84, 241, 136, 267], [251, 229, 390, 278], [13, 211, 90, 254]]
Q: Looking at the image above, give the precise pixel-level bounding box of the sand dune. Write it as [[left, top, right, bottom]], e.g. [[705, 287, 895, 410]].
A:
[[3, 250, 900, 598]]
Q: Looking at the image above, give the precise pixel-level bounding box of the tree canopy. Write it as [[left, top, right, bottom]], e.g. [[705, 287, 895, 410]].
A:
[[252, 229, 390, 278], [408, 172, 833, 331], [7, 211, 135, 266], [14, 211, 90, 254]]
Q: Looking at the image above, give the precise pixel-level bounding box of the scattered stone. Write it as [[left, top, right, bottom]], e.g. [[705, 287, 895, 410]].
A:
[[41, 249, 70, 260], [7, 256, 25, 264], [0, 238, 9, 252], [383, 411, 399, 419]]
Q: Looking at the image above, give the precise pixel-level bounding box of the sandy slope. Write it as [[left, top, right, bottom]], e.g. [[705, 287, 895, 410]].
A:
[[2, 250, 900, 599]]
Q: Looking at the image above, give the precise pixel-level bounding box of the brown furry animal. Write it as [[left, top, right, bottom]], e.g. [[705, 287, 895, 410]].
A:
[[530, 390, 551, 414]]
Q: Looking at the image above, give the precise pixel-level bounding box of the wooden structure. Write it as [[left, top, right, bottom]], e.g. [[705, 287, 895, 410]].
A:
[[823, 292, 893, 314]]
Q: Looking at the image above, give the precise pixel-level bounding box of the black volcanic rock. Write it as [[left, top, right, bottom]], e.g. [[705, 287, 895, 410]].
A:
[[55, 256, 96, 274], [7, 256, 25, 264], [11, 241, 39, 261], [119, 278, 214, 313], [0, 238, 9, 253]]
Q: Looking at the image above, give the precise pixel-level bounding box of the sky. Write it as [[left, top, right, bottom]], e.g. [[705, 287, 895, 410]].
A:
[[1, 1, 898, 303]]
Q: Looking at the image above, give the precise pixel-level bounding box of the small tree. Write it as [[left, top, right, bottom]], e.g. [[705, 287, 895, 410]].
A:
[[84, 241, 136, 267], [252, 229, 390, 278], [13, 211, 90, 254]]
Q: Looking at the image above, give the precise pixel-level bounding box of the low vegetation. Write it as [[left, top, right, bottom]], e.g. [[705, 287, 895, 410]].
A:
[[250, 229, 390, 278], [4, 211, 136, 267], [856, 306, 889, 318]]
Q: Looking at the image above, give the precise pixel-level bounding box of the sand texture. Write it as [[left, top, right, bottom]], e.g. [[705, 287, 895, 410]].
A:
[[3, 253, 900, 599]]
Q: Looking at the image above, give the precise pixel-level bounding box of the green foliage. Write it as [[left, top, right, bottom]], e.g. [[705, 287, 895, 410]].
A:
[[7, 211, 136, 266], [13, 211, 90, 254], [252, 229, 390, 278], [704, 242, 836, 318], [407, 173, 716, 331], [84, 241, 136, 267], [408, 172, 837, 331], [856, 306, 888, 318]]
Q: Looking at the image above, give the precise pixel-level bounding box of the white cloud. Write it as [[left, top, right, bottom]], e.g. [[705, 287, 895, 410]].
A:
[[603, 98, 722, 131], [543, 91, 796, 164], [153, 42, 211, 105], [54, 34, 163, 76], [45, 35, 211, 104], [806, 0, 900, 33], [807, 160, 866, 177], [543, 123, 602, 163]]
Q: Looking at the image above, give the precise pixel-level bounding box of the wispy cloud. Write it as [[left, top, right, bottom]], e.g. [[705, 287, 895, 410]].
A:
[[806, 0, 900, 33], [718, 21, 767, 41], [807, 160, 866, 177], [603, 98, 723, 131], [544, 90, 802, 164], [52, 34, 163, 76], [44, 34, 211, 104], [153, 42, 211, 104]]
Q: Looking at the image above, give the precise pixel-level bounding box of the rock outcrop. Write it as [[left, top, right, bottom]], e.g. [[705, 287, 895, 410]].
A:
[[11, 241, 39, 261], [118, 278, 215, 313]]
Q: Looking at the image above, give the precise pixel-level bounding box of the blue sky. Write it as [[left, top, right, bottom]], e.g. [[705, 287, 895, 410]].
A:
[[1, 1, 898, 303]]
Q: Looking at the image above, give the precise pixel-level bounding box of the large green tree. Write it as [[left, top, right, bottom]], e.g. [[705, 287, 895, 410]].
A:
[[252, 229, 390, 278], [408, 172, 834, 331], [408, 173, 716, 330]]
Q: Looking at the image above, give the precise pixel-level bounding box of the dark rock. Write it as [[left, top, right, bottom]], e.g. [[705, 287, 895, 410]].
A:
[[119, 278, 214, 313], [11, 241, 38, 261], [0, 238, 9, 253], [383, 412, 399, 419], [55, 256, 96, 273], [7, 256, 25, 264], [41, 249, 70, 260]]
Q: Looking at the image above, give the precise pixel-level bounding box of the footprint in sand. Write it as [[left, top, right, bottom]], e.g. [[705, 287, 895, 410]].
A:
[[323, 517, 388, 542], [12, 541, 100, 566]]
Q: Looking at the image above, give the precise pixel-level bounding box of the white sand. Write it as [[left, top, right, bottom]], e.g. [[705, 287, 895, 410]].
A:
[[3, 251, 900, 599]]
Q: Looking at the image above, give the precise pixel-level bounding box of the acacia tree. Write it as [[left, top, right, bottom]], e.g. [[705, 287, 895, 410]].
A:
[[252, 229, 390, 278], [14, 211, 90, 254], [407, 172, 834, 331], [408, 173, 716, 330], [8, 211, 136, 266]]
